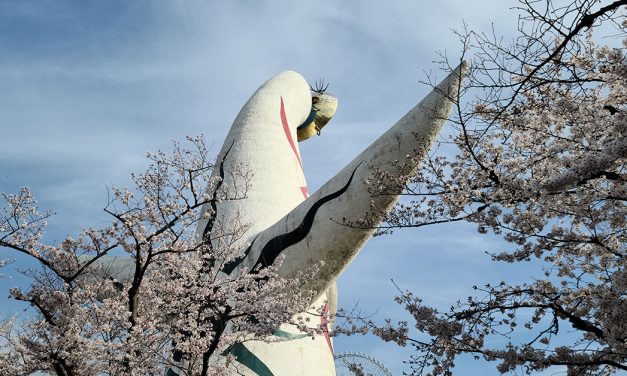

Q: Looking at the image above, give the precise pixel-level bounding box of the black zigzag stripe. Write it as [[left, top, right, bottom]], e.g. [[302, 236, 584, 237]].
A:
[[252, 163, 361, 271], [202, 140, 235, 242]]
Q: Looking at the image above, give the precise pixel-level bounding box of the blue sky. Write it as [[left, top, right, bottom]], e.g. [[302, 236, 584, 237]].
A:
[[0, 1, 544, 374]]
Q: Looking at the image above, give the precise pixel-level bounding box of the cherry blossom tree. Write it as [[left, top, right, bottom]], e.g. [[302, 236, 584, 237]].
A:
[[340, 1, 626, 375], [0, 136, 318, 375]]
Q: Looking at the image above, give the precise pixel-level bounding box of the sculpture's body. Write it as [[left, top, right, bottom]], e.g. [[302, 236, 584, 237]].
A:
[[170, 66, 466, 375], [194, 71, 337, 375]]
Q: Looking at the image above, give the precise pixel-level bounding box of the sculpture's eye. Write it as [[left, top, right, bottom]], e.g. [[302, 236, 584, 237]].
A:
[[312, 96, 320, 105]]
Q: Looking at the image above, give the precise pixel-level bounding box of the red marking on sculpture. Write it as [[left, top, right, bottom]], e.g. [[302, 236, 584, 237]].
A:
[[321, 302, 333, 354], [280, 97, 309, 200], [300, 186, 309, 199], [280, 97, 303, 168]]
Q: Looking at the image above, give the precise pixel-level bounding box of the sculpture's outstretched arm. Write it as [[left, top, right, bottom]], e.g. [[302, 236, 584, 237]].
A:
[[230, 62, 468, 300]]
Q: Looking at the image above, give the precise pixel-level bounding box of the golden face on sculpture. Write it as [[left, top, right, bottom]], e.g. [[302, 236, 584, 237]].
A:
[[297, 80, 338, 142]]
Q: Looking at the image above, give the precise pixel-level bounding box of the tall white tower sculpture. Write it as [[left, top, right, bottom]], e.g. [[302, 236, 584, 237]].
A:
[[176, 63, 467, 375]]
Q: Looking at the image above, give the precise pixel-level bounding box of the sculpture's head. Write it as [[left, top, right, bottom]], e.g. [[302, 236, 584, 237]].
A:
[[297, 79, 338, 142]]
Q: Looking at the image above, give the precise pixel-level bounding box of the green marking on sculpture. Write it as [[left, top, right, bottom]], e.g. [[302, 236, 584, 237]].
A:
[[273, 329, 308, 340], [230, 343, 274, 376]]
